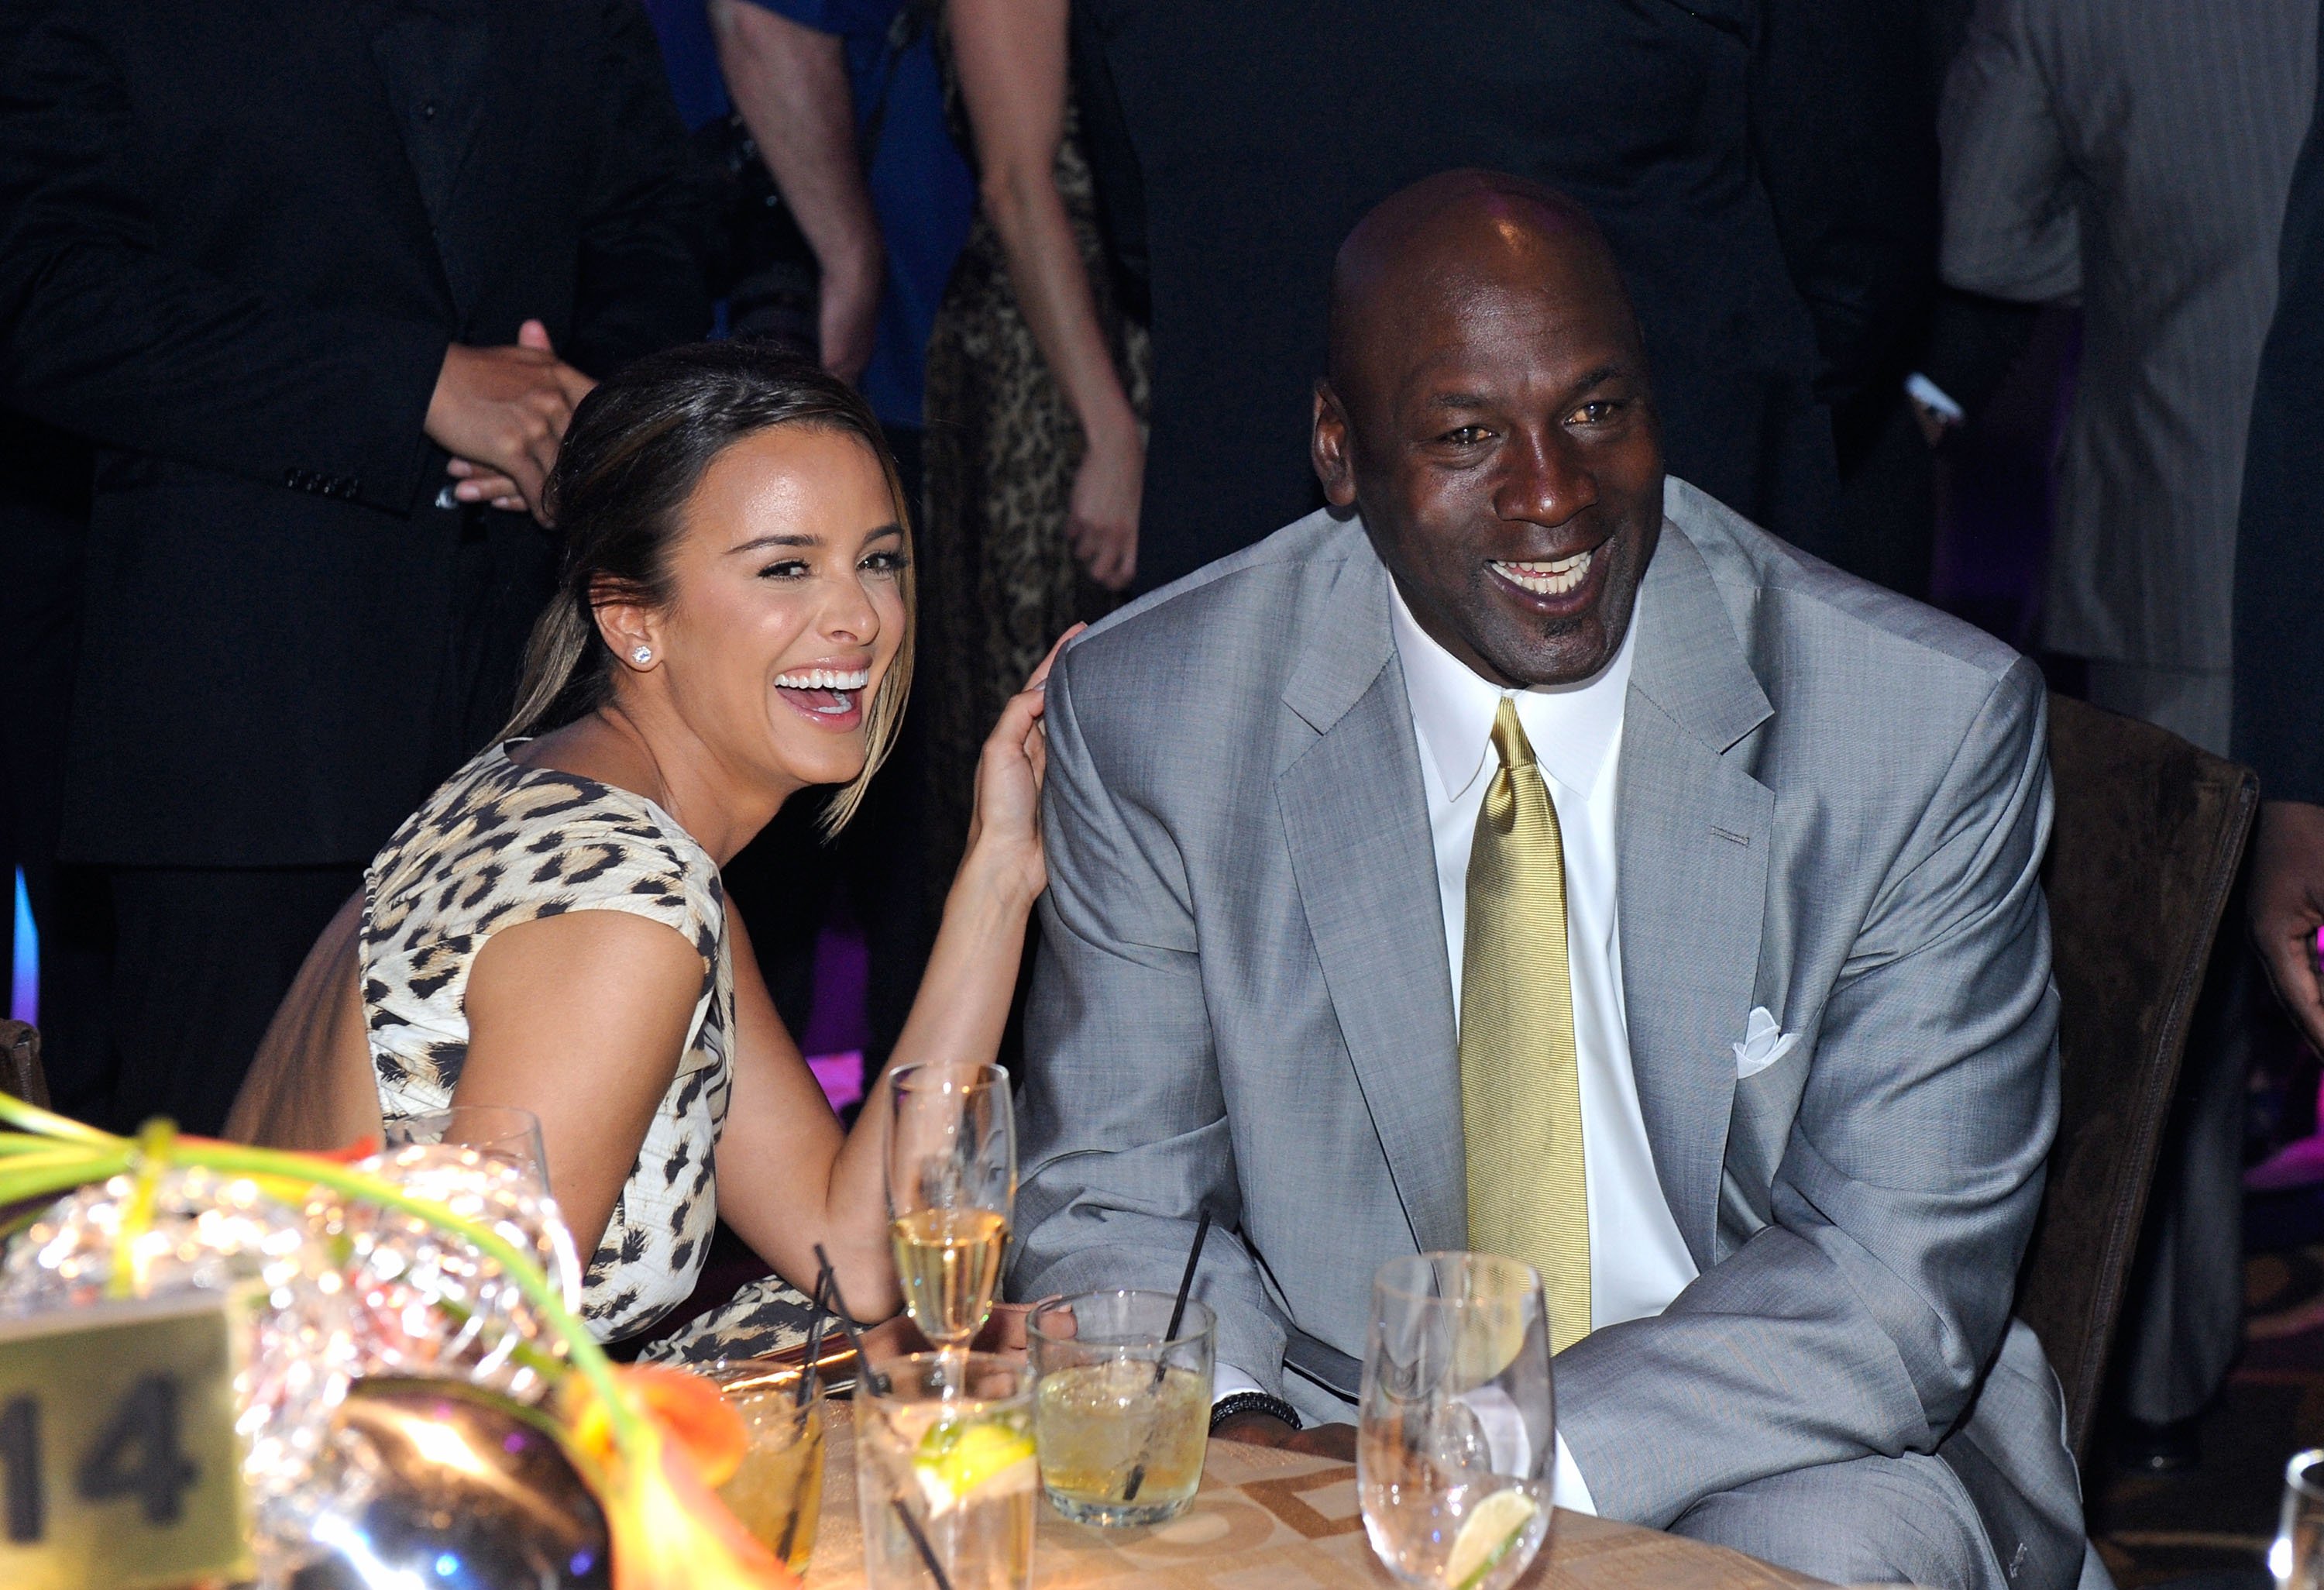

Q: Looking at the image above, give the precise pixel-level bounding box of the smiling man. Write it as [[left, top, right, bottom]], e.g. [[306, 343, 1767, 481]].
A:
[[1012, 171, 2099, 1590]]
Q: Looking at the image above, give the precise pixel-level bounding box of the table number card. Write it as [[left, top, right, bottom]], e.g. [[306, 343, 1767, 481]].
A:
[[0, 1292, 253, 1590]]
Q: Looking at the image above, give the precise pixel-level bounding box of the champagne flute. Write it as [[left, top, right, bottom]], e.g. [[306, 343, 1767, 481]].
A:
[[1359, 1252, 1555, 1590], [886, 1062, 1016, 1351]]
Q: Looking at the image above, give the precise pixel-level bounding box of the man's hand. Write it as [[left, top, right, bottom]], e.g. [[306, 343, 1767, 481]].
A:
[[425, 319, 595, 524], [2251, 799, 2324, 1053], [1211, 1413, 1357, 1462]]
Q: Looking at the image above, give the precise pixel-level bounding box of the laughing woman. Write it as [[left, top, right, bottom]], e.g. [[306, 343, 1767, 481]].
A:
[[229, 344, 1064, 1357]]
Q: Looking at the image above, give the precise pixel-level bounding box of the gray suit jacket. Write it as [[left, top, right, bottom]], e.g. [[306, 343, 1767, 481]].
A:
[[1938, 0, 2316, 674], [1015, 481, 2085, 1582]]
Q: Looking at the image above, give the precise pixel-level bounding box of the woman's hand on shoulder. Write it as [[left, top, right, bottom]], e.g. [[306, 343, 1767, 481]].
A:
[[962, 625, 1083, 907]]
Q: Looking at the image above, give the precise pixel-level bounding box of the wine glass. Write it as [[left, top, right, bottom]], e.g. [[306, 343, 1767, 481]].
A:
[[383, 1104, 550, 1180], [1358, 1252, 1555, 1590], [380, 1104, 582, 1310], [885, 1062, 1016, 1352], [2275, 1448, 2324, 1589]]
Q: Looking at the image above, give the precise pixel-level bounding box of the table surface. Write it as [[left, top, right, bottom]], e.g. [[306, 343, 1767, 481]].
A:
[[794, 1403, 1825, 1590]]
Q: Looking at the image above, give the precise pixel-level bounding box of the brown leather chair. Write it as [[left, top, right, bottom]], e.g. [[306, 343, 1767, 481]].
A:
[[0, 1020, 50, 1109], [2019, 693, 2257, 1462]]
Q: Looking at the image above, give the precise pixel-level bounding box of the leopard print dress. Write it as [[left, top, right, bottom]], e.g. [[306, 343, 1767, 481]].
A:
[[363, 742, 741, 1342]]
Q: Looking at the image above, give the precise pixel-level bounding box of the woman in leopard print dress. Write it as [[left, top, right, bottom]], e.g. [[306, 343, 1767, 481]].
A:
[[236, 346, 1064, 1356]]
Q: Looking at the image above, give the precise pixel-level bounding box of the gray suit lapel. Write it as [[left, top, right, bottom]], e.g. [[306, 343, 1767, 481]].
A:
[[1276, 539, 1466, 1254], [1618, 522, 1775, 1268]]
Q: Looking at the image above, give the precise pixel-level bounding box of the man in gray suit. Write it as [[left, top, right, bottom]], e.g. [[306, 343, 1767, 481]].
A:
[[1012, 170, 2099, 1590]]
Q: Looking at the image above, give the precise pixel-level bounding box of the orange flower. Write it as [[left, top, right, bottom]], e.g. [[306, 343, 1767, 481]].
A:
[[564, 1365, 800, 1590]]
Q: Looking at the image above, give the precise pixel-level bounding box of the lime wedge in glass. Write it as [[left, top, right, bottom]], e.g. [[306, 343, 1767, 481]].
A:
[[1446, 1488, 1539, 1590], [913, 1416, 1037, 1516]]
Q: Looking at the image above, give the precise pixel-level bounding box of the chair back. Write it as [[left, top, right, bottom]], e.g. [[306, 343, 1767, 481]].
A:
[[0, 1020, 50, 1110], [2022, 693, 2256, 1461]]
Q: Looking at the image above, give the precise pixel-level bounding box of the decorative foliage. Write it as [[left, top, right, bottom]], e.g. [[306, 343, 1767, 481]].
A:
[[0, 1099, 799, 1588]]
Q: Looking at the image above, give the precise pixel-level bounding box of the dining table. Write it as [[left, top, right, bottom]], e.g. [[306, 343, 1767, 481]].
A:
[[796, 1400, 1828, 1590]]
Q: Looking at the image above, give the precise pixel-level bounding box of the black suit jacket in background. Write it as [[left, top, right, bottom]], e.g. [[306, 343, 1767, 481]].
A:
[[2236, 12, 2324, 804], [1071, 0, 1854, 592], [0, 0, 710, 867]]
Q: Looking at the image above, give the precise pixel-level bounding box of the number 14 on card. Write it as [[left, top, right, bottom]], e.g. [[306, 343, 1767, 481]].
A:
[[0, 1292, 253, 1590]]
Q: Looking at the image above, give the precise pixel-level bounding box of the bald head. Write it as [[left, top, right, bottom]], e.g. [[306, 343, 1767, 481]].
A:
[[1311, 169, 1664, 690], [1327, 170, 1643, 403]]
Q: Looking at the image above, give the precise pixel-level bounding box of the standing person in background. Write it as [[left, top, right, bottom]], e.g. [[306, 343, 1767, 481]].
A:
[[2239, 15, 2324, 1195], [1755, 0, 1944, 601], [709, 0, 971, 469], [0, 0, 710, 1136], [708, 0, 972, 1076], [0, 409, 105, 1114], [916, 0, 1150, 906], [1942, 0, 2315, 755], [1067, 0, 1909, 590], [1940, 0, 2319, 1468]]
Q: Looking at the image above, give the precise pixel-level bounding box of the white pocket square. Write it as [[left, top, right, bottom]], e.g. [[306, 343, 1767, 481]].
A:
[[1733, 1007, 1803, 1079]]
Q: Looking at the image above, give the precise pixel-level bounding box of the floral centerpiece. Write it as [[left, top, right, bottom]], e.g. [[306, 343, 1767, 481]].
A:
[[0, 1093, 798, 1589]]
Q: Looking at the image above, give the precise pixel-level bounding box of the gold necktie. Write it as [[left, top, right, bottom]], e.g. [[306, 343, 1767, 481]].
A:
[[1459, 698, 1591, 1353]]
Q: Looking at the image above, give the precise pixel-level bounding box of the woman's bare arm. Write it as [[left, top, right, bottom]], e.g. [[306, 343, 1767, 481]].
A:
[[951, 0, 1143, 589], [455, 910, 703, 1260], [717, 647, 1064, 1317]]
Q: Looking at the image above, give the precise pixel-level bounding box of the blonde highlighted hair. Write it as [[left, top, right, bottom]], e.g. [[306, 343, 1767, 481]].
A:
[[501, 341, 914, 834]]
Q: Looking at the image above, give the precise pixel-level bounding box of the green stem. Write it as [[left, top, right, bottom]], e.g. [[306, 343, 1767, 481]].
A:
[[0, 1093, 119, 1146], [0, 1098, 649, 1462], [0, 1151, 133, 1207]]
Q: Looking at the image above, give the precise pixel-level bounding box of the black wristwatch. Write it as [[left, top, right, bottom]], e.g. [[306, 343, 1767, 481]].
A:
[[1210, 1391, 1303, 1433]]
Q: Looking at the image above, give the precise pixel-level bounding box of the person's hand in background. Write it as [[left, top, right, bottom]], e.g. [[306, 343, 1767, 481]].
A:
[[426, 319, 594, 521], [1067, 424, 1142, 590], [2247, 798, 2324, 1192], [2250, 799, 2324, 1055]]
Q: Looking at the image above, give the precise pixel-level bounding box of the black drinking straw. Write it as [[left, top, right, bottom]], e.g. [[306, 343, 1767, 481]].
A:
[[813, 1247, 954, 1590], [813, 1242, 890, 1396], [1160, 1210, 1212, 1353], [892, 1492, 957, 1590], [1122, 1209, 1212, 1502], [772, 1272, 834, 1565], [794, 1270, 832, 1409]]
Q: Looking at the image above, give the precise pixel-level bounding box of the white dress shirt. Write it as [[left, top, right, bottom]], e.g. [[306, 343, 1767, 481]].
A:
[[1215, 584, 1698, 1516], [1399, 583, 1697, 1513]]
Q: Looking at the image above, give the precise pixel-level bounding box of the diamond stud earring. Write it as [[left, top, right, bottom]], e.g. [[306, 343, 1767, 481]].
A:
[[631, 646, 652, 665]]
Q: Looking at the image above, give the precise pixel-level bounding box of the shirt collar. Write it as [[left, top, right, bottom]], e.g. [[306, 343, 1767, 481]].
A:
[[1389, 578, 1638, 804]]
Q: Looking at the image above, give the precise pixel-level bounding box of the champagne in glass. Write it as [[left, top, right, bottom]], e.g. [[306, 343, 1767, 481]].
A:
[[887, 1063, 1016, 1350], [1359, 1253, 1555, 1590], [892, 1207, 1010, 1348]]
